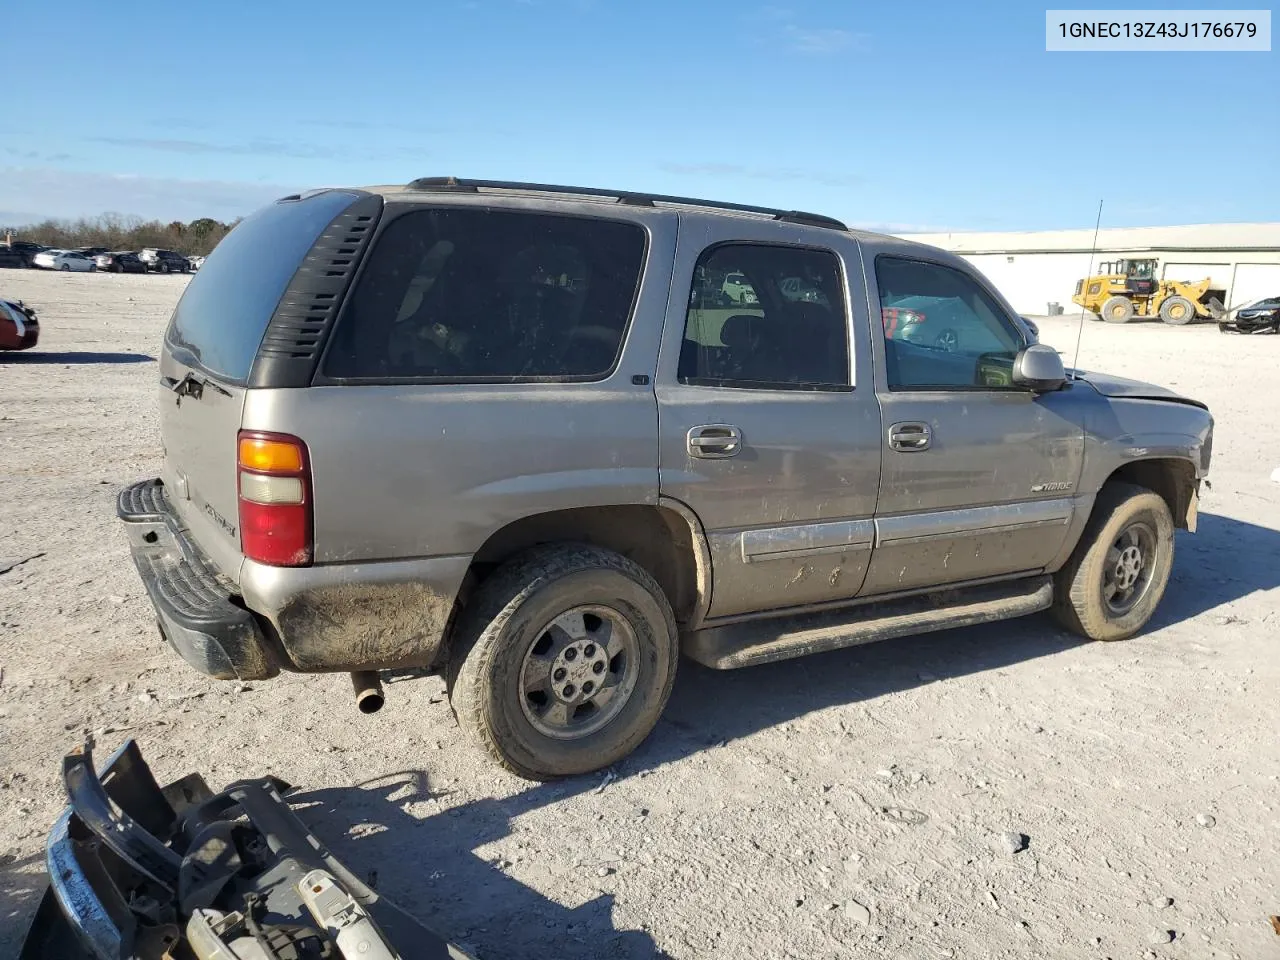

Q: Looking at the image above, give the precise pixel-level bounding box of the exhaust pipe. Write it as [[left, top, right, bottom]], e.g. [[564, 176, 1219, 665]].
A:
[[350, 671, 385, 714]]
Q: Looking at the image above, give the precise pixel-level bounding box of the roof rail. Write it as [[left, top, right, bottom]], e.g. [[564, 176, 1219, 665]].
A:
[[404, 177, 848, 231]]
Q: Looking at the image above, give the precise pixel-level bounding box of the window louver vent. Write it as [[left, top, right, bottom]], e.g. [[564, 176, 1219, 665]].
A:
[[249, 195, 383, 388]]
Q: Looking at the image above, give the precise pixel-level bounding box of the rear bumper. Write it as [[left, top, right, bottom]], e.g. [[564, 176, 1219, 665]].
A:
[[119, 479, 471, 678], [118, 479, 278, 681]]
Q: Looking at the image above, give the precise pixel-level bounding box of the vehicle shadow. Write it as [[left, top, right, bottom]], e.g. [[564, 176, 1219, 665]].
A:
[[290, 773, 671, 960], [1146, 511, 1280, 628], [1, 351, 154, 364], [634, 510, 1280, 767], [0, 853, 49, 959]]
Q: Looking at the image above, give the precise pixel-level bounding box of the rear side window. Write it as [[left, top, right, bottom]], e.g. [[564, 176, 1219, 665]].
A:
[[322, 209, 646, 381], [164, 190, 360, 382], [679, 243, 849, 390]]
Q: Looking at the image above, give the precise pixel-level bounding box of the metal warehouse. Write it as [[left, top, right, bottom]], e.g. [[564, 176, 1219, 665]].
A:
[[902, 222, 1280, 316]]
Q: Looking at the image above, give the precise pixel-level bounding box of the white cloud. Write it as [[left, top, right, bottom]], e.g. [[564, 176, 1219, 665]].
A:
[[0, 167, 298, 224], [784, 24, 857, 54]]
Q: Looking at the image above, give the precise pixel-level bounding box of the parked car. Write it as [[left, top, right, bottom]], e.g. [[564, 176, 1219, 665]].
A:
[[721, 270, 758, 304], [0, 297, 39, 350], [187, 254, 206, 271], [95, 251, 148, 274], [32, 249, 95, 272], [0, 246, 26, 269], [3, 241, 47, 267], [1218, 295, 1280, 334], [75, 246, 110, 259], [139, 248, 191, 273], [117, 178, 1213, 781]]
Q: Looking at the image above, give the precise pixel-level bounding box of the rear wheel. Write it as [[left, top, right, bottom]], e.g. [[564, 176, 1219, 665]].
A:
[[1051, 482, 1175, 641], [1100, 296, 1135, 324], [1159, 296, 1196, 325], [448, 544, 678, 780]]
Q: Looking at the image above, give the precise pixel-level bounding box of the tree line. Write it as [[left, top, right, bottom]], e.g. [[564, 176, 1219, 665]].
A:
[[3, 214, 238, 257]]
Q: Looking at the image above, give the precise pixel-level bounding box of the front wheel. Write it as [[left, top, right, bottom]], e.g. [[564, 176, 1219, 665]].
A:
[[1051, 483, 1175, 641], [160, 262, 170, 274], [60, 264, 70, 272], [1159, 295, 1196, 325], [448, 544, 678, 780]]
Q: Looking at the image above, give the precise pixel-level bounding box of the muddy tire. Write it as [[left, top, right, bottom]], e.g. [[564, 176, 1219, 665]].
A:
[[1051, 483, 1175, 641], [1100, 296, 1135, 324], [1159, 295, 1196, 325], [447, 544, 678, 780]]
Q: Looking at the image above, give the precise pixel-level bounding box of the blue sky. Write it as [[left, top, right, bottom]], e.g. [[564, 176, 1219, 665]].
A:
[[2, 0, 1276, 231]]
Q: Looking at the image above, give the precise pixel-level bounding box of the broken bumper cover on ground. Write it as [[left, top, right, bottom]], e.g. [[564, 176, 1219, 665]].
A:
[[21, 740, 476, 960]]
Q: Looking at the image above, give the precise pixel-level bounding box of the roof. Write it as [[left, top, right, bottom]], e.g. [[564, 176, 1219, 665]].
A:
[[901, 222, 1280, 255], [363, 177, 855, 232]]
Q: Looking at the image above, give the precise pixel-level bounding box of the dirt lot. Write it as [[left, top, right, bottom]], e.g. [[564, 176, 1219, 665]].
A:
[[1, 269, 1278, 960]]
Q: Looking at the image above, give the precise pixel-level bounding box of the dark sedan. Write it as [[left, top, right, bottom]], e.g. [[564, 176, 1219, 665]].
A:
[[94, 251, 148, 274], [2, 241, 46, 267], [1219, 296, 1280, 334]]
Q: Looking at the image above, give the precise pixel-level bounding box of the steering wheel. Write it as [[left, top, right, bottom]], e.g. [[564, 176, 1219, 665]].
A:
[[933, 328, 959, 353]]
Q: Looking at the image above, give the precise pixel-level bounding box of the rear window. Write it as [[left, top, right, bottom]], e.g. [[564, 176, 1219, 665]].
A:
[[322, 208, 647, 381], [165, 190, 359, 382]]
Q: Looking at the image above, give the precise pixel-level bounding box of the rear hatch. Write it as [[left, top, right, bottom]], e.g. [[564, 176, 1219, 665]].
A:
[[158, 189, 368, 583]]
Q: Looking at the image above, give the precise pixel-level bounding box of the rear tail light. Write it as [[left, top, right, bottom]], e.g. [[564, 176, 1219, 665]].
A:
[[237, 431, 312, 567]]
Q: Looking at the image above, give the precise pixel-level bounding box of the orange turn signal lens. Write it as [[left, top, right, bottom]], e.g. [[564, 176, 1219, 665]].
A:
[[238, 436, 304, 473]]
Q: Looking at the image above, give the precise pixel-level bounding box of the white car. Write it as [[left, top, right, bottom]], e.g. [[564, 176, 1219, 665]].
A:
[[32, 249, 96, 272]]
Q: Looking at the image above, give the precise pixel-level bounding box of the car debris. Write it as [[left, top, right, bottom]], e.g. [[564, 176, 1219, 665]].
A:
[[1218, 295, 1280, 334], [20, 739, 477, 959]]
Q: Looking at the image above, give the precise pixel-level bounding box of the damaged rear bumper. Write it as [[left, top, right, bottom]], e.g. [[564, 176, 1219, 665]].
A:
[[117, 479, 277, 681], [20, 740, 476, 960], [118, 478, 471, 678]]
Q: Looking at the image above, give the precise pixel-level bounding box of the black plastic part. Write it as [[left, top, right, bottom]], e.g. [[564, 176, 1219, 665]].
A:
[[117, 480, 278, 681], [248, 192, 384, 389], [63, 745, 183, 891], [631, 374, 651, 385], [405, 176, 848, 231]]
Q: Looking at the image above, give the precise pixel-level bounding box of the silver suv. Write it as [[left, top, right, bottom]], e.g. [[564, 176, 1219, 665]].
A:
[[119, 178, 1213, 780]]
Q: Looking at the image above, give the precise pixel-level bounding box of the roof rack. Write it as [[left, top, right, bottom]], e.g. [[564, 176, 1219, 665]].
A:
[[404, 177, 848, 231]]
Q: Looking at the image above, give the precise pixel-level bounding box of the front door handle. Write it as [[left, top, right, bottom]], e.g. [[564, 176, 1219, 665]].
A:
[[888, 421, 931, 452], [688, 424, 742, 459]]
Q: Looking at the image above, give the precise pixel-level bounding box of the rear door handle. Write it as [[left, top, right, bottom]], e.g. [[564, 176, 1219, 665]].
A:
[[688, 424, 742, 459], [888, 421, 931, 452]]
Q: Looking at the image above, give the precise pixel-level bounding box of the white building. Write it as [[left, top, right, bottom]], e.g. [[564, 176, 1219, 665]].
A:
[[900, 222, 1280, 315]]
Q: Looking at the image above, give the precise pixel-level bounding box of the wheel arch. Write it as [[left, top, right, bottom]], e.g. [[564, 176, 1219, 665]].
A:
[[463, 499, 712, 631], [1101, 457, 1198, 530]]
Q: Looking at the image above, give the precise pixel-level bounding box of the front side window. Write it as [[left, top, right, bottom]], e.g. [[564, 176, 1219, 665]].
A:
[[324, 209, 646, 381], [679, 243, 849, 390], [876, 257, 1023, 390]]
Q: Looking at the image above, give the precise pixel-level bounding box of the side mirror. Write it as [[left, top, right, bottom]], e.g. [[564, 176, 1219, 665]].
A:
[[1011, 343, 1066, 392]]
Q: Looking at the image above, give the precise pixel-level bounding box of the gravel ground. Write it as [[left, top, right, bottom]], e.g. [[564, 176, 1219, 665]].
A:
[[1, 269, 1278, 960]]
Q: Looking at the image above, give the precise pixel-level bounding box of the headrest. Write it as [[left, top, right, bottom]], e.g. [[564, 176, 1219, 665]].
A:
[[719, 314, 766, 350]]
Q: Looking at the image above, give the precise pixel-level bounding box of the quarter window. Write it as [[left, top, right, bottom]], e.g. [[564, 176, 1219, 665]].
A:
[[323, 209, 647, 381], [875, 257, 1023, 390], [679, 244, 849, 389]]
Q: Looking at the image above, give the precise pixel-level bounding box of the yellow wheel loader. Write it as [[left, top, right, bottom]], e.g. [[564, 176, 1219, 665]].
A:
[[1072, 258, 1226, 325]]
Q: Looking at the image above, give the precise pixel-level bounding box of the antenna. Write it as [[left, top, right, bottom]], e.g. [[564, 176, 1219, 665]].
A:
[[1070, 199, 1104, 379]]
